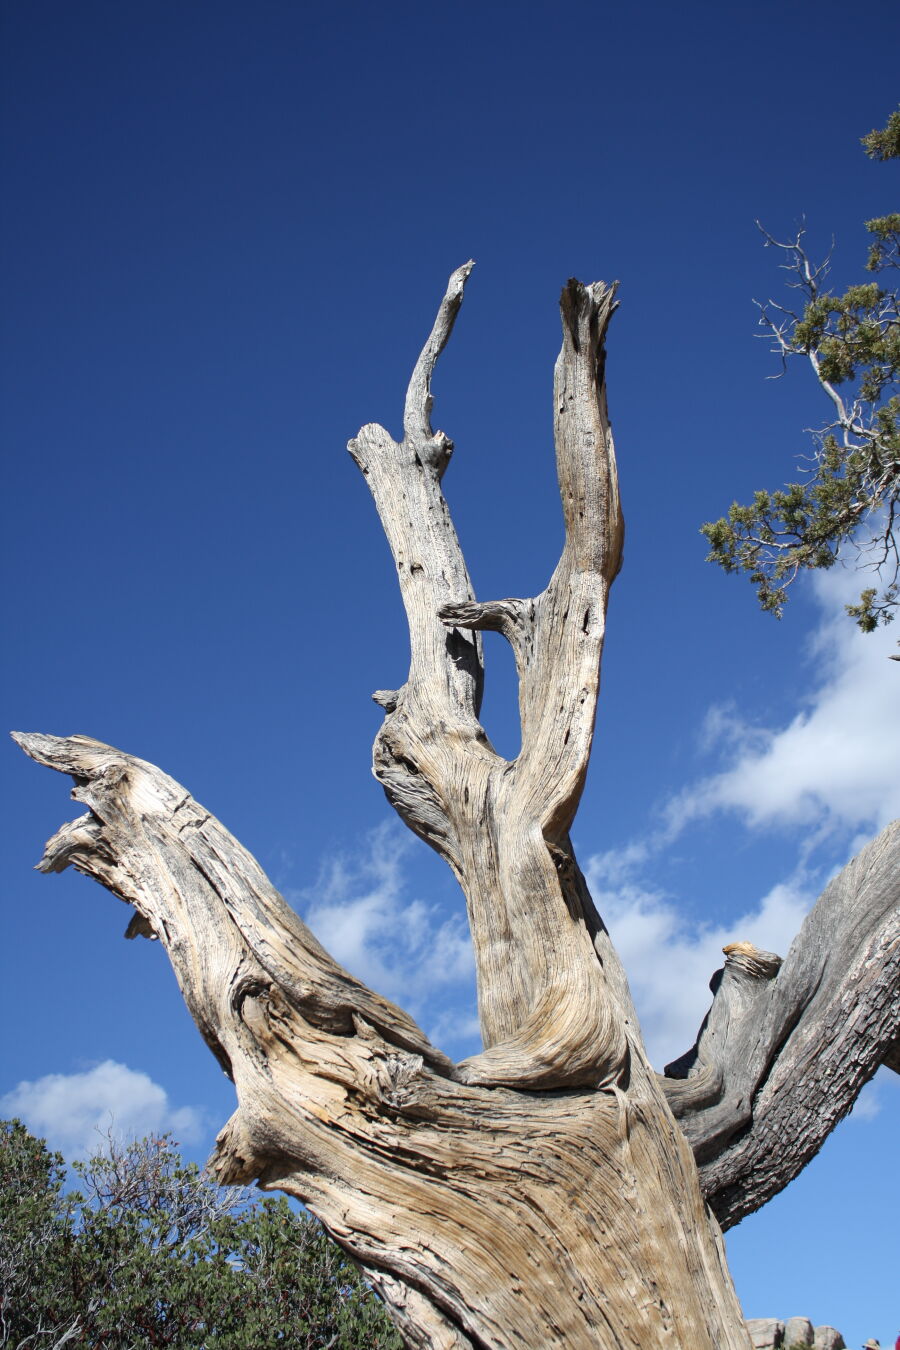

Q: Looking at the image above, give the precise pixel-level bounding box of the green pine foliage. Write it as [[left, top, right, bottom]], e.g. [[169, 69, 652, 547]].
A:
[[0, 1119, 402, 1349], [702, 108, 900, 633], [861, 107, 900, 162]]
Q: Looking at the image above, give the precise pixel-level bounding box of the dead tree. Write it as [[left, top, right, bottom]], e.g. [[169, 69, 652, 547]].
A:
[[15, 265, 900, 1349]]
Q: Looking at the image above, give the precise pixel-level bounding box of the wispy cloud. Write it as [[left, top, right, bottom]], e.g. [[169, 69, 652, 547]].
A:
[[0, 1061, 205, 1159], [665, 570, 900, 843], [293, 823, 478, 1054], [292, 821, 815, 1073], [848, 1072, 885, 1123], [584, 570, 898, 1069], [586, 851, 812, 1069]]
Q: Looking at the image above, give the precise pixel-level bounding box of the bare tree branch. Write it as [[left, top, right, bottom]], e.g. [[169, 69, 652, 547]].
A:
[[661, 819, 900, 1228]]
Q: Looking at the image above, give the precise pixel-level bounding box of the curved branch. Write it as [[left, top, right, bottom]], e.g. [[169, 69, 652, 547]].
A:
[[403, 259, 475, 459], [660, 819, 900, 1228], [13, 732, 454, 1076], [553, 279, 624, 581], [512, 280, 623, 837], [347, 265, 488, 866], [662, 943, 783, 1163]]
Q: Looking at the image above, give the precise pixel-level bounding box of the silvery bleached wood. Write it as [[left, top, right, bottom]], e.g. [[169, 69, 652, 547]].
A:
[[14, 731, 749, 1349], [14, 265, 899, 1348], [348, 269, 629, 1090]]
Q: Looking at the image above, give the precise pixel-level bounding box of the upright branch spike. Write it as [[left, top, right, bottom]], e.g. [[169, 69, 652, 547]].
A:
[[403, 260, 475, 454], [554, 278, 623, 581]]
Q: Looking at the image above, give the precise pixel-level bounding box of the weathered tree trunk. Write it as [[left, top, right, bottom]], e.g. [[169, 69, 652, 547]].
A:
[[15, 266, 899, 1349]]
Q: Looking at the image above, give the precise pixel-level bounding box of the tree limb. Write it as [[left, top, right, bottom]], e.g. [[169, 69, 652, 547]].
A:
[[661, 819, 900, 1228]]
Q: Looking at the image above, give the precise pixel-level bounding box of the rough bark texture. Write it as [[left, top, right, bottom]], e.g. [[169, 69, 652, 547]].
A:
[[662, 818, 900, 1228], [15, 266, 900, 1349]]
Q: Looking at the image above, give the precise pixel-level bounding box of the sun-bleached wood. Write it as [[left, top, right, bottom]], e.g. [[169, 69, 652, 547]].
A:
[[14, 731, 750, 1349], [348, 269, 627, 1090], [15, 266, 899, 1348]]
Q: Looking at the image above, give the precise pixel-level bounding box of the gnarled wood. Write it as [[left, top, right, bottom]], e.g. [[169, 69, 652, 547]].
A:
[[15, 731, 750, 1350]]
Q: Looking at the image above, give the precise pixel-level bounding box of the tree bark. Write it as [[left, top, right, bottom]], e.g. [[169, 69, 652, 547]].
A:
[[14, 731, 749, 1350], [662, 817, 900, 1229], [14, 266, 899, 1348]]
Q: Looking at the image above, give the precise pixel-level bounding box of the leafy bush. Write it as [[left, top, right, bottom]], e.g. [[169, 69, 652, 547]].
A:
[[0, 1119, 401, 1349]]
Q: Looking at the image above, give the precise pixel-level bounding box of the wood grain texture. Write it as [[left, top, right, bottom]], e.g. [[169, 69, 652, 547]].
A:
[[350, 271, 626, 1091], [15, 731, 750, 1350]]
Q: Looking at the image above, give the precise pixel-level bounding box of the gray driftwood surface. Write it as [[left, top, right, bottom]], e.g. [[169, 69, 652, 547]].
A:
[[15, 266, 900, 1350]]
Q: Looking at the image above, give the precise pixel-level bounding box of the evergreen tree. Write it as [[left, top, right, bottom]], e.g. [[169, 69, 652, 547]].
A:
[[0, 1120, 401, 1349], [702, 108, 900, 635]]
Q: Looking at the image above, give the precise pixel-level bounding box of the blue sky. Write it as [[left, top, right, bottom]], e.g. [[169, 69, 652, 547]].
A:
[[1, 1, 898, 1344]]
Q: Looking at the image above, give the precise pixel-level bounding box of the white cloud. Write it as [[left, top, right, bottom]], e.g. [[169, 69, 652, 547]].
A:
[[849, 1077, 882, 1122], [579, 569, 899, 1068], [294, 823, 477, 1050], [586, 849, 812, 1070], [426, 1008, 483, 1047], [299, 825, 812, 1072], [666, 570, 900, 839], [0, 1061, 205, 1160], [570, 569, 900, 1080]]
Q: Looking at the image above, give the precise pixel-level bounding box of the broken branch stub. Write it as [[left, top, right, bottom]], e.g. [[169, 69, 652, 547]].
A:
[[662, 817, 900, 1228]]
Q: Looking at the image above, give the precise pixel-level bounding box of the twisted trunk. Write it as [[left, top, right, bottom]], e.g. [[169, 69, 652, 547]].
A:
[[15, 731, 748, 1349], [15, 266, 899, 1348]]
